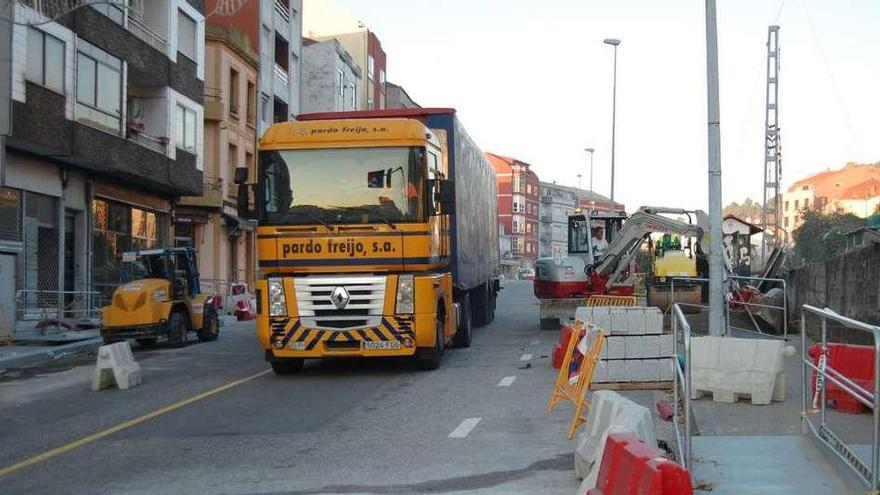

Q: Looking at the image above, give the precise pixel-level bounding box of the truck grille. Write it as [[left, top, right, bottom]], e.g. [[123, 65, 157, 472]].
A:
[[294, 275, 387, 330]]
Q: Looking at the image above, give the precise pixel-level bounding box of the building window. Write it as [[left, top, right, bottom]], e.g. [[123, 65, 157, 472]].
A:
[[175, 104, 196, 152], [368, 98, 374, 110], [228, 142, 239, 181], [229, 67, 239, 117], [0, 187, 22, 242], [27, 28, 64, 93], [784, 200, 789, 211], [246, 80, 256, 125], [92, 2, 124, 24], [379, 69, 386, 86], [784, 217, 789, 228], [260, 92, 270, 123], [76, 41, 122, 134], [350, 84, 356, 109], [337, 69, 344, 96], [177, 10, 197, 61], [368, 54, 375, 80], [794, 199, 799, 210], [804, 198, 810, 209]]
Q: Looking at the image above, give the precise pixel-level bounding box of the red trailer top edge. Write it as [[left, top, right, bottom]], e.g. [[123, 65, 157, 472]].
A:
[[297, 108, 457, 121]]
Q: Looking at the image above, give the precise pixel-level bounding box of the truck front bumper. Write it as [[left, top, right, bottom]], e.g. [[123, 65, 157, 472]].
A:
[[263, 315, 423, 359], [101, 322, 167, 341]]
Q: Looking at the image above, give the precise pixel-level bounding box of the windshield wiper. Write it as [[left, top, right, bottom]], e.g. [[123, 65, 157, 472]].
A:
[[301, 210, 334, 231]]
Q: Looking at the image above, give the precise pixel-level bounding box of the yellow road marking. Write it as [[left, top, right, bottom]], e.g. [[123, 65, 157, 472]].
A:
[[0, 369, 272, 478]]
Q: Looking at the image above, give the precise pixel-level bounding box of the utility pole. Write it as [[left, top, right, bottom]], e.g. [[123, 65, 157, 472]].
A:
[[705, 0, 724, 336], [761, 26, 781, 263], [585, 148, 595, 193], [603, 38, 620, 202]]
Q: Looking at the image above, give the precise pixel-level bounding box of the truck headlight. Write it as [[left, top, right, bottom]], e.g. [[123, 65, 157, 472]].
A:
[[396, 275, 414, 314], [152, 289, 167, 302], [268, 278, 287, 316]]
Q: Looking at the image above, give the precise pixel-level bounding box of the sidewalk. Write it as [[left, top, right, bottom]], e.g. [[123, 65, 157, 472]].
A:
[[0, 337, 103, 372]]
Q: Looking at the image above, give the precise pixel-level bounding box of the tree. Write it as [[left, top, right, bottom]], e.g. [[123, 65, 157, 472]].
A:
[[792, 208, 863, 262], [723, 198, 763, 223]]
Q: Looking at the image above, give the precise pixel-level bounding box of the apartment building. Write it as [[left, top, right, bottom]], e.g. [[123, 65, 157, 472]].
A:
[[1, 1, 205, 330], [302, 0, 386, 110], [206, 0, 303, 134], [300, 37, 361, 113], [486, 152, 540, 273]]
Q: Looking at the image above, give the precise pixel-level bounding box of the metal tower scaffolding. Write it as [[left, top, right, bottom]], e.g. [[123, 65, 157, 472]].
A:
[[761, 25, 781, 260]]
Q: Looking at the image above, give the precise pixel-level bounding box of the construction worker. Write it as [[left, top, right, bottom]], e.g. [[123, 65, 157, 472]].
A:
[[592, 226, 609, 257]]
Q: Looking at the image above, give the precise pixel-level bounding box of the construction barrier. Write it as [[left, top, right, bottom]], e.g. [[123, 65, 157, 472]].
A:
[[690, 335, 789, 405], [547, 320, 606, 439], [92, 342, 141, 391], [552, 320, 577, 369], [809, 343, 875, 414], [586, 295, 638, 307], [586, 432, 693, 495]]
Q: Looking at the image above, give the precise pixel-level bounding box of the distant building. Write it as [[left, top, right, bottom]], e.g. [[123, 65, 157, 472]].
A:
[[486, 153, 540, 274], [385, 82, 420, 109], [207, 0, 303, 134], [300, 38, 361, 113], [303, 0, 386, 110], [176, 20, 261, 288], [782, 162, 880, 237], [537, 182, 620, 258]]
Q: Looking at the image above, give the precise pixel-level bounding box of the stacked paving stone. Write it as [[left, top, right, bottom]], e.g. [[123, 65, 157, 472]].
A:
[[575, 306, 673, 383]]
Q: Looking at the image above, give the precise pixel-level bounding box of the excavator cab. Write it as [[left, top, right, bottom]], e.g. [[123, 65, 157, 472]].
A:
[[101, 247, 219, 348]]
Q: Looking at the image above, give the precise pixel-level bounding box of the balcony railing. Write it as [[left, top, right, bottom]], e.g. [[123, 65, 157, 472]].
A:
[[275, 0, 291, 23], [126, 125, 168, 155], [127, 13, 167, 54], [274, 63, 290, 86]]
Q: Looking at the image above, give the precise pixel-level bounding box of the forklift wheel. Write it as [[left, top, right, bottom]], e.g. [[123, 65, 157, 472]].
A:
[[271, 358, 304, 375], [198, 306, 220, 342], [166, 311, 189, 348]]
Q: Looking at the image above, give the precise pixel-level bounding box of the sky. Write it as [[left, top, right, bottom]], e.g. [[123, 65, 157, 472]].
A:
[[333, 0, 880, 212]]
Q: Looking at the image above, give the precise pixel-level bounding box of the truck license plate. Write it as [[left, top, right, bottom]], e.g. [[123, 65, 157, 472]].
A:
[[363, 341, 401, 350]]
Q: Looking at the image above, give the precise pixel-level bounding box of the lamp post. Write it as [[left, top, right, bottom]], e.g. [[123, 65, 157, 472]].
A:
[[585, 147, 595, 193], [603, 38, 620, 202]]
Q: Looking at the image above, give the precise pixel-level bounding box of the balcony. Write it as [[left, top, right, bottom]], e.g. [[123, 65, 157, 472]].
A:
[[540, 214, 552, 223], [179, 176, 224, 208], [128, 10, 168, 53], [541, 195, 553, 205], [125, 90, 171, 156]]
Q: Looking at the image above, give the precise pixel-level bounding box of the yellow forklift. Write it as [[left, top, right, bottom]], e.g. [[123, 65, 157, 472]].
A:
[[101, 247, 219, 347]]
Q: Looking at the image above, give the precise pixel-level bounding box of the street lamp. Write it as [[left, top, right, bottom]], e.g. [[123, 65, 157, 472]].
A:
[[576, 173, 582, 190], [585, 147, 595, 194], [603, 38, 620, 202]]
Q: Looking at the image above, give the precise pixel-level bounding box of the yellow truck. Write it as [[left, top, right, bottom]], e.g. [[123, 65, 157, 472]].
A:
[[236, 109, 500, 374]]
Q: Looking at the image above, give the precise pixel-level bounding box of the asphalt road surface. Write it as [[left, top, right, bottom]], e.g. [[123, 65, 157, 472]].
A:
[[0, 281, 582, 494]]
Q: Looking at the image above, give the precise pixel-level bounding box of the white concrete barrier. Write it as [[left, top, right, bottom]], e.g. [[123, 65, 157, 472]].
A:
[[573, 390, 657, 481], [91, 342, 141, 391], [691, 336, 787, 405]]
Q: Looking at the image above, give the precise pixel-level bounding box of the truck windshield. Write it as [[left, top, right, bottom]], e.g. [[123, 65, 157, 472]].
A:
[[259, 146, 424, 226]]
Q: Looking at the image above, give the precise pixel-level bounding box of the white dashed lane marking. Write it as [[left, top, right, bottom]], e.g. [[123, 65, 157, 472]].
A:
[[449, 418, 482, 438], [497, 376, 516, 387], [520, 353, 533, 361]]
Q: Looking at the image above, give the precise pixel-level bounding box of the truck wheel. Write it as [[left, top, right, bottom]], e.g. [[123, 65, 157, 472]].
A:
[[271, 358, 304, 375], [416, 318, 445, 370], [452, 293, 472, 348], [197, 306, 220, 342], [166, 311, 189, 348]]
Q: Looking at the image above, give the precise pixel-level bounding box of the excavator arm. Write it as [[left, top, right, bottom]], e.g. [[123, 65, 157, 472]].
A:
[[589, 207, 708, 288]]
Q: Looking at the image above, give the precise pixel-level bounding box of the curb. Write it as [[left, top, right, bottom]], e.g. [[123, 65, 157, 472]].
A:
[[0, 337, 103, 371]]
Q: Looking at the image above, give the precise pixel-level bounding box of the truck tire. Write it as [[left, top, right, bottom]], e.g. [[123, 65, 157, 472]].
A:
[[166, 311, 189, 348], [197, 306, 220, 342], [472, 284, 491, 327], [416, 318, 445, 370], [452, 292, 472, 348], [271, 358, 304, 375]]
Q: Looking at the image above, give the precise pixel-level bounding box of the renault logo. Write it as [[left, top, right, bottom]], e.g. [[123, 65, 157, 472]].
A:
[[330, 286, 350, 310]]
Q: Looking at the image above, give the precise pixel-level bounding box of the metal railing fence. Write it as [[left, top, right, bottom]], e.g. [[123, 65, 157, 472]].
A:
[[671, 302, 693, 476]]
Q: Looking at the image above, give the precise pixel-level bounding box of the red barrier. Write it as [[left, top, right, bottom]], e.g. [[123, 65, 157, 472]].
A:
[[552, 321, 576, 369], [586, 433, 693, 495], [809, 343, 875, 413]]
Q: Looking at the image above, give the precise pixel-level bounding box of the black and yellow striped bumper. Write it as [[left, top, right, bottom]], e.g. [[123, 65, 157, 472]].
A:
[[268, 316, 417, 357]]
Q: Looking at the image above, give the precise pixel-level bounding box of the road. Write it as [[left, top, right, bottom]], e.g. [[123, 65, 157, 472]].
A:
[[0, 281, 582, 495]]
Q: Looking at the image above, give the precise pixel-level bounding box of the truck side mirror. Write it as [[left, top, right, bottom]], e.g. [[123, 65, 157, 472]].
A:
[[438, 179, 455, 215], [234, 167, 256, 219]]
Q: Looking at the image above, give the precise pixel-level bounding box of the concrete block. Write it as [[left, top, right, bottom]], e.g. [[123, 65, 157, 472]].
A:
[[625, 359, 644, 382], [606, 336, 626, 360], [642, 335, 661, 359], [590, 307, 611, 333], [609, 308, 629, 335], [593, 360, 609, 383], [645, 307, 663, 335], [574, 390, 633, 479], [582, 402, 658, 489], [624, 336, 642, 359], [660, 333, 674, 357], [607, 360, 626, 382], [626, 308, 646, 335], [690, 336, 787, 405], [660, 358, 674, 381], [574, 306, 593, 325], [92, 342, 141, 391]]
